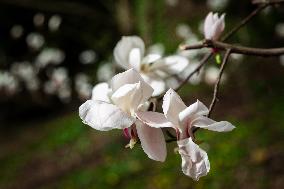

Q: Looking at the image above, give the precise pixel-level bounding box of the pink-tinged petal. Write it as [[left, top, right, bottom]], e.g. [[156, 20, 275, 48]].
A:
[[141, 73, 166, 96], [136, 111, 175, 128], [129, 48, 142, 71], [179, 100, 209, 124], [162, 88, 187, 126], [136, 121, 167, 162], [211, 19, 223, 40], [79, 100, 135, 131], [91, 82, 111, 103], [192, 117, 235, 132], [158, 55, 189, 74], [111, 69, 153, 100], [178, 138, 210, 180], [142, 54, 162, 64], [204, 12, 214, 39], [113, 36, 145, 70], [111, 82, 143, 113]]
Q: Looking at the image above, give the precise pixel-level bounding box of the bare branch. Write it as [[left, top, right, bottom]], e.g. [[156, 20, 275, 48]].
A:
[[192, 49, 232, 134], [171, 2, 274, 94], [221, 4, 267, 41], [208, 49, 232, 117], [174, 53, 212, 92], [181, 40, 284, 57]]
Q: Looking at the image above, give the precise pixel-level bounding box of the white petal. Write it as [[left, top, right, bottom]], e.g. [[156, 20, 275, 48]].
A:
[[141, 73, 166, 96], [114, 36, 145, 70], [192, 117, 235, 132], [111, 82, 143, 113], [178, 138, 210, 180], [79, 100, 135, 131], [136, 121, 167, 162], [129, 48, 142, 71], [110, 69, 153, 101], [156, 55, 189, 75], [91, 82, 111, 103], [204, 12, 214, 39], [136, 111, 175, 128], [179, 100, 209, 124], [142, 53, 162, 64], [162, 88, 187, 126], [211, 18, 224, 40]]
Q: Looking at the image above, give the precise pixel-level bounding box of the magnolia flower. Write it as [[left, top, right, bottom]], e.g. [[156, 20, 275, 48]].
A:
[[114, 36, 189, 96], [44, 67, 71, 102], [0, 71, 19, 95], [79, 69, 167, 162], [137, 89, 235, 180], [203, 12, 225, 40], [11, 61, 40, 91]]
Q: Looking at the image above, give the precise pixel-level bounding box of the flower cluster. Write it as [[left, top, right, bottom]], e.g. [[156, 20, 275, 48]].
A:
[[79, 13, 233, 180]]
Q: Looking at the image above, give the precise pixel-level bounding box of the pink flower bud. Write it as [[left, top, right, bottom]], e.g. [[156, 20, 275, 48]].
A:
[[204, 12, 225, 40]]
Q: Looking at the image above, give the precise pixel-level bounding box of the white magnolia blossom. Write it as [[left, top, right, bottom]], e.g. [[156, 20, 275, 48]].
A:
[[35, 48, 65, 69], [44, 67, 71, 102], [203, 12, 225, 40], [137, 89, 235, 180], [26, 32, 45, 50], [79, 50, 97, 64], [79, 69, 167, 162], [10, 25, 24, 39], [75, 73, 92, 100], [114, 36, 189, 96], [11, 62, 40, 91], [0, 71, 19, 94], [48, 15, 62, 32], [204, 66, 227, 86], [97, 62, 115, 82]]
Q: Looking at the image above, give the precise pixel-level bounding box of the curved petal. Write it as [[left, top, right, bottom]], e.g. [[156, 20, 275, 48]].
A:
[[129, 48, 142, 71], [142, 54, 162, 64], [177, 138, 210, 180], [111, 69, 153, 100], [136, 121, 167, 162], [162, 88, 187, 126], [211, 17, 225, 40], [204, 12, 214, 39], [136, 111, 175, 128], [79, 100, 135, 131], [91, 82, 111, 103], [114, 36, 145, 70], [111, 82, 143, 114], [192, 117, 235, 132], [141, 73, 166, 96], [160, 55, 189, 74], [179, 100, 209, 124]]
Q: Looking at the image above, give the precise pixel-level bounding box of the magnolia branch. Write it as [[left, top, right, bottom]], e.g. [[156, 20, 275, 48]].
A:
[[192, 49, 232, 134], [208, 49, 231, 117], [172, 3, 272, 93], [181, 40, 284, 57]]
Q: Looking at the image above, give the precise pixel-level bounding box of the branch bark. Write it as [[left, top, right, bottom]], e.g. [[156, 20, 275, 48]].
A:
[[181, 40, 284, 57], [192, 49, 232, 134]]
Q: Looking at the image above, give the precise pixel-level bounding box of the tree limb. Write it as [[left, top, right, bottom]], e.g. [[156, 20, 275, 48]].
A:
[[181, 40, 284, 57]]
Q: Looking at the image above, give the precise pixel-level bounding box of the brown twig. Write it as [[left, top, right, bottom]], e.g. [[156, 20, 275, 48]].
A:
[[181, 40, 284, 57], [208, 49, 232, 117], [192, 49, 232, 134], [172, 2, 273, 93], [174, 53, 212, 92]]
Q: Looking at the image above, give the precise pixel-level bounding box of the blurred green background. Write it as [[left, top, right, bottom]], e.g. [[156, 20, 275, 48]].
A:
[[0, 0, 284, 188]]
